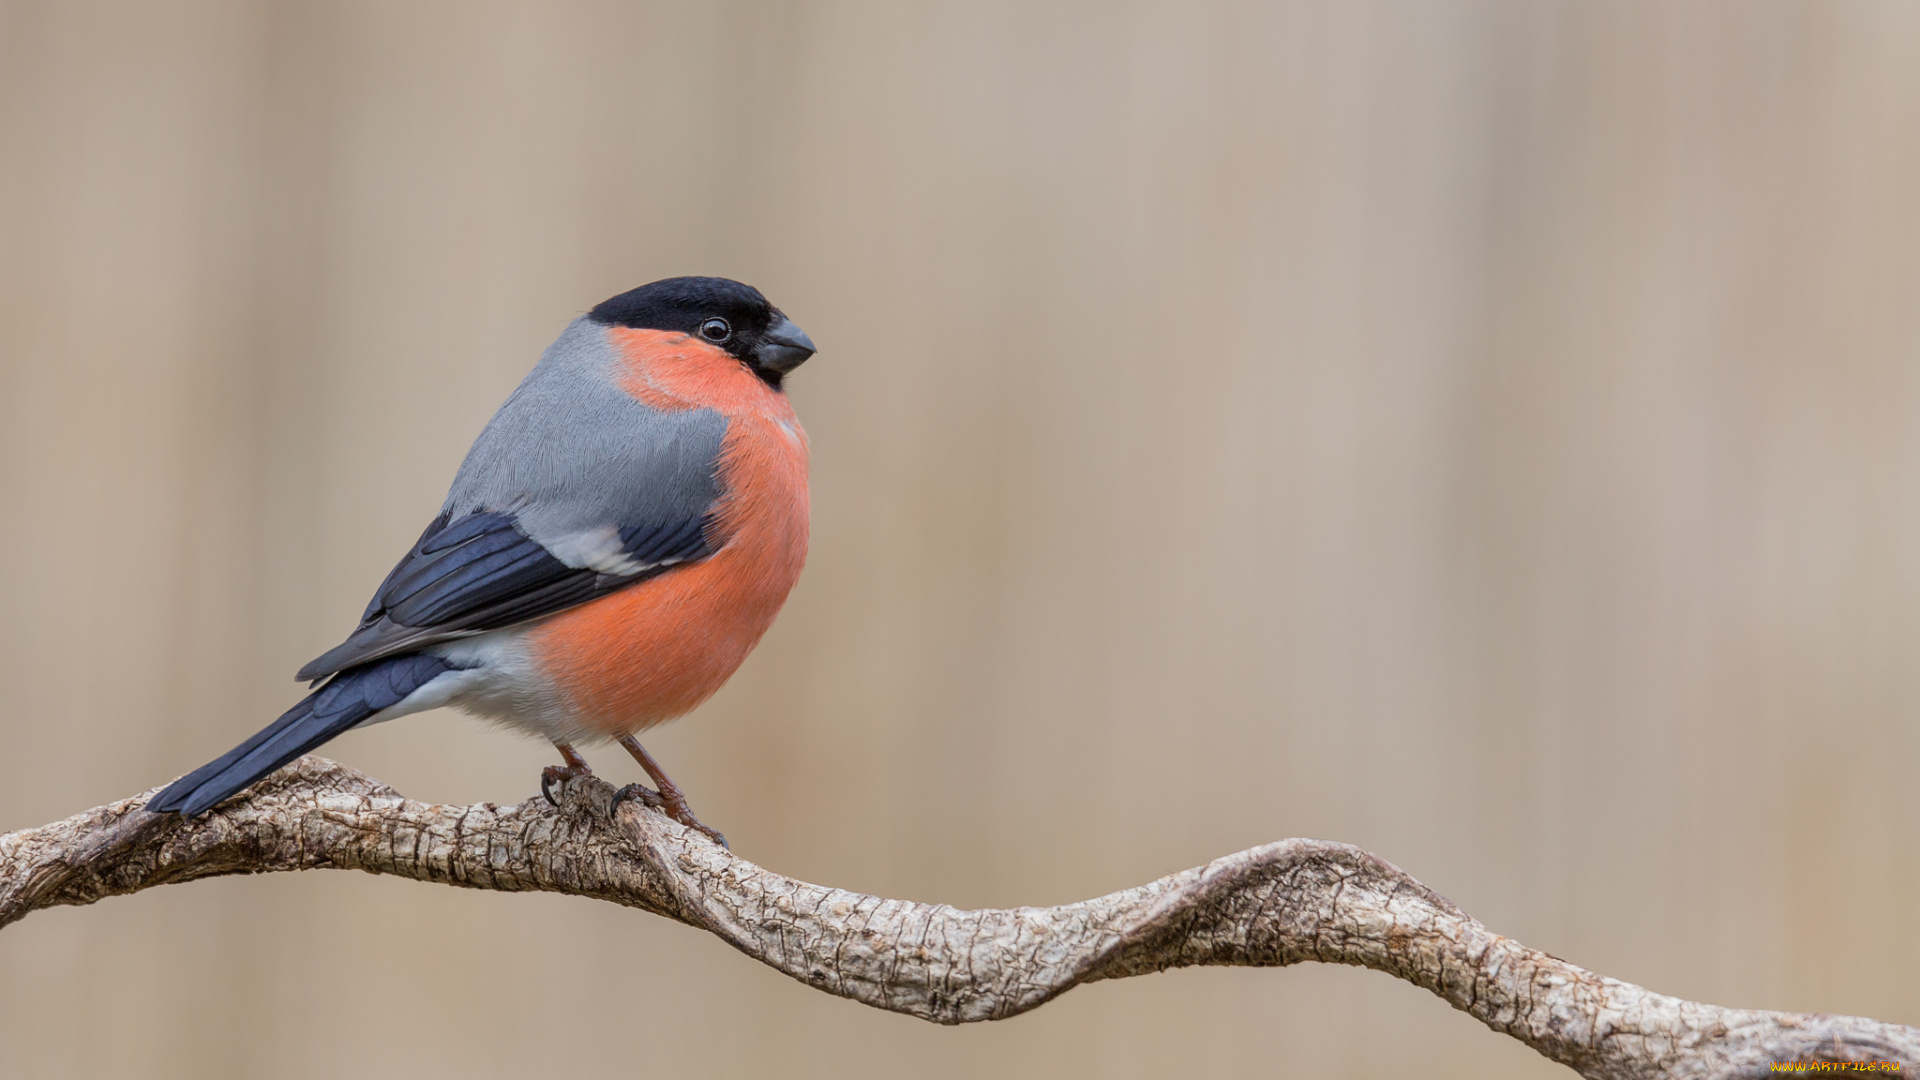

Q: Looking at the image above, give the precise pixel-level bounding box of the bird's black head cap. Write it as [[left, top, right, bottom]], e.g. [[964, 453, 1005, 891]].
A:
[[588, 276, 815, 388]]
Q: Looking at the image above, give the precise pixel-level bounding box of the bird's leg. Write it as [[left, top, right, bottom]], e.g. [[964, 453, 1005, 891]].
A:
[[610, 735, 727, 848], [540, 741, 595, 807]]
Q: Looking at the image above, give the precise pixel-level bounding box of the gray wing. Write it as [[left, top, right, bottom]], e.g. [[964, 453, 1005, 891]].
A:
[[297, 319, 728, 682]]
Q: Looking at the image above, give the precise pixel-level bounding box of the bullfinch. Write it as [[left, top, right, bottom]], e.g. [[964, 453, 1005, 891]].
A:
[[147, 276, 815, 845]]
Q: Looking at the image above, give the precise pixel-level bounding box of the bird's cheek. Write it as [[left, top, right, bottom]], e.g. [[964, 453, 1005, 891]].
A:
[[608, 332, 704, 410]]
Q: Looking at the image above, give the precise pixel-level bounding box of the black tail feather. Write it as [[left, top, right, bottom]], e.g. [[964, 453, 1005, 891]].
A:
[[148, 654, 455, 817]]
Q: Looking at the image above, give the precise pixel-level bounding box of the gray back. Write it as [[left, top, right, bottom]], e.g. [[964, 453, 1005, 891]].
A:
[[443, 318, 727, 566]]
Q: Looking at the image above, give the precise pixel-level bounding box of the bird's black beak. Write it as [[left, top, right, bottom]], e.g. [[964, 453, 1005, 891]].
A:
[[755, 314, 816, 374]]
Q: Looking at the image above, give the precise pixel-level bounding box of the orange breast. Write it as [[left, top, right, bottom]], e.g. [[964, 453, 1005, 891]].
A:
[[524, 328, 810, 734]]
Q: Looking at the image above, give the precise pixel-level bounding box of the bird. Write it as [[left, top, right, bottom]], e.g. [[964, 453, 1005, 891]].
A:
[[146, 276, 816, 846]]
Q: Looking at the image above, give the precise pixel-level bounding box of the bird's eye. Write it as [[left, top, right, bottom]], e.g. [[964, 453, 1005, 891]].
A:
[[698, 317, 731, 343]]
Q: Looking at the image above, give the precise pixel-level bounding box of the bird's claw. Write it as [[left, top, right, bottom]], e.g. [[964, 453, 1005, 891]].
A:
[[609, 782, 728, 849], [609, 782, 665, 814], [541, 764, 591, 807]]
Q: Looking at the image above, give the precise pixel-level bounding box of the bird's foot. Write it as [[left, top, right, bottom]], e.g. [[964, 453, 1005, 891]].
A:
[[609, 782, 664, 815], [541, 764, 593, 807], [610, 782, 728, 849], [613, 735, 728, 847], [542, 741, 597, 807]]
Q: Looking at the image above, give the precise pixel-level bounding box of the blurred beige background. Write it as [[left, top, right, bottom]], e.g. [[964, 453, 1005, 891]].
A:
[[2, 1, 1917, 1077]]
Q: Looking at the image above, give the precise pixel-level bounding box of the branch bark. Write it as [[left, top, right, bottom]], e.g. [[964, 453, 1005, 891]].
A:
[[1, 757, 1909, 1079]]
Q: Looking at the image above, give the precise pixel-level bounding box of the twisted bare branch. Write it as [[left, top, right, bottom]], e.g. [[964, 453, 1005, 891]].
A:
[[0, 757, 1910, 1079]]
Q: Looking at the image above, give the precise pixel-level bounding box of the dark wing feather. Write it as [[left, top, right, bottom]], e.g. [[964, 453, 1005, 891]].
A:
[[296, 509, 712, 682]]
